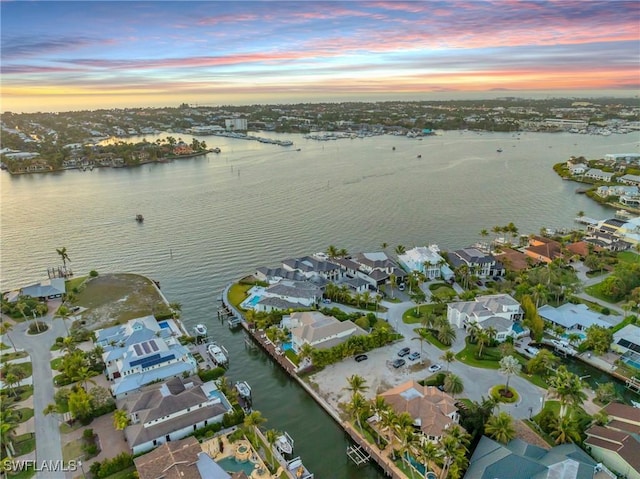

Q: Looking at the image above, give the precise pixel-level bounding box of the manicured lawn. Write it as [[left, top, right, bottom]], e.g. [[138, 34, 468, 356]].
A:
[[402, 304, 446, 324], [455, 342, 502, 369], [228, 283, 253, 309], [1, 362, 32, 379], [4, 464, 35, 479], [50, 357, 64, 371], [417, 328, 450, 350], [284, 349, 299, 365], [60, 421, 82, 434], [62, 437, 84, 462], [0, 343, 9, 350], [65, 276, 88, 293], [102, 466, 137, 479], [1, 386, 34, 405], [490, 384, 519, 403], [6, 432, 36, 458], [617, 251, 640, 264], [0, 351, 28, 361], [15, 408, 34, 423], [584, 283, 617, 303]]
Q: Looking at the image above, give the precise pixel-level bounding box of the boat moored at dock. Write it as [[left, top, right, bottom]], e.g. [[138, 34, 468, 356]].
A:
[[234, 380, 252, 413], [207, 342, 229, 367], [194, 323, 207, 337]]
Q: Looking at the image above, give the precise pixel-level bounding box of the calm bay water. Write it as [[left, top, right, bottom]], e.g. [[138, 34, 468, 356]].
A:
[[2, 130, 639, 478]]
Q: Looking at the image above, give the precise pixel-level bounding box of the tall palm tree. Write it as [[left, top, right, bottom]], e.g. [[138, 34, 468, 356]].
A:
[[326, 245, 338, 259], [265, 429, 281, 469], [440, 351, 456, 372], [381, 242, 388, 252], [498, 355, 522, 393], [395, 245, 406, 256], [485, 412, 515, 444], [476, 330, 490, 359], [418, 441, 441, 478], [55, 305, 72, 335], [362, 290, 371, 310], [371, 397, 390, 447], [389, 273, 397, 299], [56, 247, 71, 269], [345, 374, 369, 398], [549, 414, 581, 444], [244, 410, 267, 445], [347, 392, 369, 431], [0, 407, 19, 457], [443, 373, 464, 398], [412, 336, 427, 364], [0, 321, 17, 351], [437, 322, 456, 346], [548, 366, 587, 418], [380, 408, 398, 448]]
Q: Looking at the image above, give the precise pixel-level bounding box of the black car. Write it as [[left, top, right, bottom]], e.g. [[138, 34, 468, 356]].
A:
[[397, 347, 410, 357], [392, 359, 406, 369], [354, 354, 368, 362]]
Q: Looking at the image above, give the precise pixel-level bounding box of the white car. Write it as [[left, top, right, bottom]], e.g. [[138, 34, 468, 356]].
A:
[[428, 364, 442, 373]]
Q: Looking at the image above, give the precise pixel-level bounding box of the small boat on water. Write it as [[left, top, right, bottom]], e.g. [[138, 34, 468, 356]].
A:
[[496, 148, 503, 153], [194, 323, 207, 336], [207, 343, 229, 367], [235, 381, 253, 413], [275, 432, 294, 455], [135, 214, 144, 223]]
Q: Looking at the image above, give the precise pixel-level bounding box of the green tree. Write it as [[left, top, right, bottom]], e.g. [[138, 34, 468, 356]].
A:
[[346, 392, 369, 431], [485, 412, 515, 444], [344, 374, 369, 398], [595, 383, 617, 404], [549, 414, 581, 444], [265, 429, 281, 469], [444, 373, 464, 398], [55, 305, 72, 335], [113, 409, 129, 430], [326, 245, 338, 259], [389, 274, 397, 299], [244, 410, 267, 445], [0, 321, 17, 351], [520, 295, 544, 341], [583, 325, 613, 354], [440, 350, 456, 372], [437, 322, 456, 346], [56, 246, 71, 268], [0, 407, 19, 457], [498, 355, 522, 393], [395, 245, 406, 256], [548, 366, 587, 418], [68, 386, 92, 420], [526, 349, 559, 376], [417, 441, 441, 477]]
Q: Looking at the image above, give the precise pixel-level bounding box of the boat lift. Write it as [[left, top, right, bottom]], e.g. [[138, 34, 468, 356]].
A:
[[346, 444, 371, 466]]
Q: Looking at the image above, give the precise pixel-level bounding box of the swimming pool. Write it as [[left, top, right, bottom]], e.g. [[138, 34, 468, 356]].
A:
[[159, 321, 170, 329], [216, 456, 257, 476], [241, 295, 261, 309], [561, 331, 586, 342], [623, 357, 640, 370], [282, 342, 293, 351]]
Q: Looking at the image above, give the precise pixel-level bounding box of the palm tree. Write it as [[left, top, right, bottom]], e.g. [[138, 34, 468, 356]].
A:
[[326, 245, 338, 259], [485, 412, 515, 444], [389, 273, 397, 299], [0, 321, 17, 351], [362, 290, 371, 310], [265, 429, 281, 469], [380, 407, 398, 447], [418, 441, 441, 478], [412, 336, 427, 364], [548, 366, 587, 418], [3, 372, 20, 398], [381, 242, 389, 252], [345, 374, 369, 398], [347, 392, 369, 431], [244, 410, 267, 445], [395, 245, 406, 256], [549, 414, 581, 444], [476, 330, 490, 359], [371, 397, 390, 447], [0, 407, 19, 457], [337, 248, 348, 258], [55, 305, 72, 335], [443, 373, 464, 398], [56, 246, 71, 269], [440, 351, 456, 372], [298, 343, 314, 367], [113, 409, 129, 430], [437, 322, 456, 346], [498, 355, 522, 394]]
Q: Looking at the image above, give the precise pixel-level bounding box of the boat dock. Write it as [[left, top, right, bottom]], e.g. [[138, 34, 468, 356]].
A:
[[574, 215, 599, 226]]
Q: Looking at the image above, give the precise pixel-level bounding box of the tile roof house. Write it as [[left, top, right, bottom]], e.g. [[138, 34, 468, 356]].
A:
[[524, 236, 564, 264], [17, 278, 66, 301], [447, 247, 505, 278], [494, 248, 539, 272], [281, 311, 367, 353], [447, 294, 523, 339], [255, 280, 321, 311], [121, 376, 233, 455], [134, 436, 236, 479], [464, 436, 598, 479], [379, 380, 459, 442], [281, 256, 342, 282], [96, 315, 197, 399], [584, 403, 640, 479]]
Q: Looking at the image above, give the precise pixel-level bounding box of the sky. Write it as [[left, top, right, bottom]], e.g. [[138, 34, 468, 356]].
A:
[[1, 0, 639, 112]]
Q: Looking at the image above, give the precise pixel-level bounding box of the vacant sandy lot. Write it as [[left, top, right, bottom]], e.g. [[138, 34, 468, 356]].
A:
[[307, 342, 438, 416]]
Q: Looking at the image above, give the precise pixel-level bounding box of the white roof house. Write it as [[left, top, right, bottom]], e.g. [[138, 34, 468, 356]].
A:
[[447, 294, 523, 330], [612, 324, 640, 355], [538, 303, 620, 331], [282, 311, 367, 353], [398, 245, 453, 280], [584, 168, 615, 182]]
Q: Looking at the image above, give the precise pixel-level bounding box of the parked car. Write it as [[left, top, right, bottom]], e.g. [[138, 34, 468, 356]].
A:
[[398, 283, 406, 291], [392, 359, 406, 369], [428, 364, 442, 372], [354, 354, 368, 362], [397, 347, 411, 357], [408, 351, 420, 361], [322, 298, 332, 304]]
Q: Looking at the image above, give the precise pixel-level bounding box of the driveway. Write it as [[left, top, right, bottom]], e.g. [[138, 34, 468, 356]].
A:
[[7, 299, 70, 479], [310, 297, 546, 421]]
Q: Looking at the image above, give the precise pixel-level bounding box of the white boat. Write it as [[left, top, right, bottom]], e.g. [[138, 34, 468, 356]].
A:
[[207, 343, 228, 367], [235, 380, 251, 399], [194, 324, 207, 336], [632, 400, 640, 409], [275, 432, 294, 455]]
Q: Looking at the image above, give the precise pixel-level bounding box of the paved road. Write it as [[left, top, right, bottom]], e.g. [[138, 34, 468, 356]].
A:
[[8, 299, 69, 479], [382, 298, 546, 420]]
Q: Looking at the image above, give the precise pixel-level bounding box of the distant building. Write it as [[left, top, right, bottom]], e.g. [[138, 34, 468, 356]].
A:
[[447, 247, 505, 278], [225, 118, 247, 131], [6, 278, 66, 302]]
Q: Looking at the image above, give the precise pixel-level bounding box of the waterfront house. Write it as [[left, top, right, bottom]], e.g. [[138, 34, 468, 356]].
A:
[[618, 174, 640, 186], [612, 324, 640, 356], [493, 248, 538, 272], [281, 255, 342, 282], [253, 280, 321, 312], [281, 311, 367, 353], [597, 185, 639, 197], [523, 236, 564, 264], [584, 403, 640, 479], [333, 252, 407, 289], [537, 303, 618, 333], [447, 247, 505, 278], [8, 278, 66, 302], [96, 315, 197, 399], [397, 245, 454, 280], [379, 380, 459, 443], [447, 294, 524, 340], [121, 376, 233, 455], [584, 168, 615, 182], [465, 436, 599, 479], [134, 436, 236, 479], [254, 266, 305, 284]]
